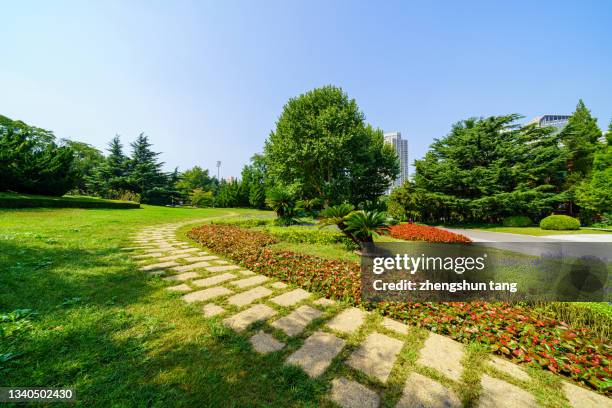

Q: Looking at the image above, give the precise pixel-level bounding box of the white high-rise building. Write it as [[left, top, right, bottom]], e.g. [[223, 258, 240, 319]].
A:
[[383, 131, 409, 191]]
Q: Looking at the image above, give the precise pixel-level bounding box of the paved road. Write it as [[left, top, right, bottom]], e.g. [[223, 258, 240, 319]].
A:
[[441, 228, 612, 259], [442, 228, 612, 243]]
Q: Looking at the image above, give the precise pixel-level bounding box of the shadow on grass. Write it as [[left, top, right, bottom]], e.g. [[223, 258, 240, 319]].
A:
[[0, 240, 327, 407]]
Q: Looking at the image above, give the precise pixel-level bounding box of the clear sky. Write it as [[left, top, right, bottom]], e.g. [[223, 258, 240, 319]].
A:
[[2, 0, 611, 178]]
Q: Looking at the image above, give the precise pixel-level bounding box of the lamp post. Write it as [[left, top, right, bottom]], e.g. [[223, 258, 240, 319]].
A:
[[216, 161, 221, 181]]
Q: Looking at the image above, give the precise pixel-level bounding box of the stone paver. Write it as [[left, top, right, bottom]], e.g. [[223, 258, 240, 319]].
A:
[[172, 261, 211, 272], [166, 284, 192, 292], [396, 372, 461, 408], [157, 254, 188, 261], [182, 286, 232, 303], [227, 286, 272, 307], [140, 261, 180, 272], [347, 332, 403, 383], [215, 260, 229, 265], [230, 275, 269, 288], [417, 333, 464, 381], [240, 270, 256, 276], [133, 253, 163, 259], [270, 288, 311, 307], [330, 377, 380, 408], [286, 331, 345, 378], [563, 381, 612, 408], [224, 304, 277, 332], [250, 330, 285, 353], [193, 273, 236, 288], [326, 307, 366, 334], [202, 303, 225, 317], [169, 248, 198, 255], [382, 317, 408, 335], [182, 255, 219, 262], [163, 272, 199, 282], [206, 265, 241, 272], [271, 305, 322, 336], [488, 356, 530, 382], [478, 375, 537, 408], [270, 281, 287, 289], [144, 248, 166, 254], [313, 298, 336, 307]]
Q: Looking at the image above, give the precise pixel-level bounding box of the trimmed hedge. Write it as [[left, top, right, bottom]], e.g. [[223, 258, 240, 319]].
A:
[[540, 215, 580, 230], [502, 215, 533, 227], [0, 193, 140, 209]]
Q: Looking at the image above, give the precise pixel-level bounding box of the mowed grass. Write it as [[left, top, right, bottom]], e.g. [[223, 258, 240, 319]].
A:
[[0, 206, 331, 407]]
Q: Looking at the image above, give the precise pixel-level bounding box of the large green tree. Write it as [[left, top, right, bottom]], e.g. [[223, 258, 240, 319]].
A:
[[559, 100, 602, 215], [61, 140, 104, 194], [264, 86, 399, 205], [398, 114, 568, 223], [576, 119, 612, 214], [0, 115, 78, 196], [176, 166, 215, 196], [87, 135, 130, 196]]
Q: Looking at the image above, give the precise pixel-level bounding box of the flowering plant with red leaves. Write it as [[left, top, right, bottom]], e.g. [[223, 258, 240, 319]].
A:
[[389, 223, 472, 243], [187, 224, 610, 394]]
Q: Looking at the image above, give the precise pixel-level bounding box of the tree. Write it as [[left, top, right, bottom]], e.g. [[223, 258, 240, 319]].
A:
[[401, 114, 568, 224], [87, 135, 130, 196], [240, 154, 268, 209], [576, 118, 612, 215], [126, 133, 171, 204], [0, 115, 78, 196], [264, 86, 399, 205], [189, 188, 214, 207], [559, 100, 603, 215], [176, 166, 215, 196], [61, 140, 104, 194]]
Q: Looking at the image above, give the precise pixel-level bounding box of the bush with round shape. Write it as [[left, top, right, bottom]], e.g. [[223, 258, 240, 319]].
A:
[[502, 215, 532, 227], [540, 215, 580, 230]]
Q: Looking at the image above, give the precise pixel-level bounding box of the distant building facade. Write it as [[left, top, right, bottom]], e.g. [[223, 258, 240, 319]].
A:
[[383, 131, 409, 192], [526, 115, 570, 131]]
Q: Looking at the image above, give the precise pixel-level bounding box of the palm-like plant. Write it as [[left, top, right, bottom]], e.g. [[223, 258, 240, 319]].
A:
[[344, 210, 389, 243], [266, 187, 302, 225], [318, 204, 389, 245]]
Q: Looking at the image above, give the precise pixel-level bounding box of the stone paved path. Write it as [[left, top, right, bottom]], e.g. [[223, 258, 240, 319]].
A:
[[128, 221, 612, 408]]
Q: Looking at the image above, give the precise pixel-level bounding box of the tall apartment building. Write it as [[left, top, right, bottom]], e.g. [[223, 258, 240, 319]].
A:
[[383, 131, 409, 191], [526, 115, 570, 131]]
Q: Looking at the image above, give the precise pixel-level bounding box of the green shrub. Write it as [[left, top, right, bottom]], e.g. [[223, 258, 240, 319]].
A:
[[502, 215, 532, 227], [0, 193, 140, 209], [540, 214, 581, 230], [211, 217, 273, 228], [263, 226, 357, 250]]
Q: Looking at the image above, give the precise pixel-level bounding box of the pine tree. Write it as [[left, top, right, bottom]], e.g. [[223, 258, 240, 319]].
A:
[[87, 135, 129, 196], [559, 100, 602, 215]]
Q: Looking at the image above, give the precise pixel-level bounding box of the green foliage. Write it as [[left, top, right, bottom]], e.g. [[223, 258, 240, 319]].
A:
[[241, 154, 268, 209], [502, 215, 533, 227], [62, 140, 104, 194], [176, 166, 216, 196], [263, 225, 357, 249], [265, 186, 302, 225], [391, 115, 569, 224], [189, 188, 214, 207], [297, 198, 322, 217], [343, 210, 389, 242], [0, 116, 78, 196], [318, 204, 388, 244], [540, 215, 581, 230], [264, 86, 399, 205], [576, 121, 611, 216], [215, 179, 247, 208]]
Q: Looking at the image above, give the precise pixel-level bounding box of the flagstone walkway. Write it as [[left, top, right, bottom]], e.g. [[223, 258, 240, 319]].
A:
[[126, 221, 612, 408]]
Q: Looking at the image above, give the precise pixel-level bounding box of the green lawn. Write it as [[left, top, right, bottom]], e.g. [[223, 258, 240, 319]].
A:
[[0, 206, 334, 407]]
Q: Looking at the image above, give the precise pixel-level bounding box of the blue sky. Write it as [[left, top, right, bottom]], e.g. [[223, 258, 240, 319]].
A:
[[2, 0, 611, 178]]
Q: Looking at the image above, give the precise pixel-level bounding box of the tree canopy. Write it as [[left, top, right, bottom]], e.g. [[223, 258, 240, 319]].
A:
[[264, 86, 399, 205]]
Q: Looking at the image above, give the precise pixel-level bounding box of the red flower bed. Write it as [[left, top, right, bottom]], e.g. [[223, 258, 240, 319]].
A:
[[187, 224, 610, 394], [389, 223, 472, 243]]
